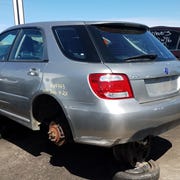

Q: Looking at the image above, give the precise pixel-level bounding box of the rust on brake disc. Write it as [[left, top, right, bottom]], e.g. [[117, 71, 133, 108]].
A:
[[48, 122, 65, 146]]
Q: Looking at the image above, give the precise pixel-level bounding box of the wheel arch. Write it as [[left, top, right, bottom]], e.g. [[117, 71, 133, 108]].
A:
[[31, 93, 74, 140]]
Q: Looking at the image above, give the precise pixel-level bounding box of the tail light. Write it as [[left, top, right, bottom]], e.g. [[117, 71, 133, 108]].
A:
[[88, 73, 134, 99]]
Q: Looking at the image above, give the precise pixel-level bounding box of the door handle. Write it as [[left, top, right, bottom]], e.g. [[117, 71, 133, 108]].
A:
[[28, 68, 39, 76]]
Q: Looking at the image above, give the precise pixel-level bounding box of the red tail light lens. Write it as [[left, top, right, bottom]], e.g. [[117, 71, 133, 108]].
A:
[[89, 73, 134, 99]]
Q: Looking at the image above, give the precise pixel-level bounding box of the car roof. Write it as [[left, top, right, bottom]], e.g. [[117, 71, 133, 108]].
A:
[[4, 21, 149, 32], [150, 26, 180, 32]]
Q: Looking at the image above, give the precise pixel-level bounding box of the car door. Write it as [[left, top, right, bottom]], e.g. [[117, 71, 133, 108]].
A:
[[0, 28, 47, 120], [0, 29, 20, 111]]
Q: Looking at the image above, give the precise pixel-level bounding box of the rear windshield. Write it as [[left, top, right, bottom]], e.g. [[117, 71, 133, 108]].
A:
[[88, 25, 175, 63], [53, 25, 100, 62]]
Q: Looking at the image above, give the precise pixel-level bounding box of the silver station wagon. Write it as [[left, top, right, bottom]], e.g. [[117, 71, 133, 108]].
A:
[[1, 21, 180, 166]]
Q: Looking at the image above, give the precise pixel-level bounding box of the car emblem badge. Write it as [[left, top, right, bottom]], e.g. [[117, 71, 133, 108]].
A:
[[164, 67, 169, 75]]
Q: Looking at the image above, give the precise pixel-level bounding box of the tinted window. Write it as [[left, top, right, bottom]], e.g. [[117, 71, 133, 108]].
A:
[[0, 30, 18, 61], [10, 28, 44, 61], [53, 26, 100, 62], [88, 25, 175, 63], [151, 30, 180, 50]]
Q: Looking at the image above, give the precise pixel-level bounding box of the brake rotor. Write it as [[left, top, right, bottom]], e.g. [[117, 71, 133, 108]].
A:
[[48, 122, 65, 146]]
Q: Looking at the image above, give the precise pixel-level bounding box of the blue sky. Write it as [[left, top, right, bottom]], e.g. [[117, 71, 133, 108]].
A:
[[0, 0, 180, 32]]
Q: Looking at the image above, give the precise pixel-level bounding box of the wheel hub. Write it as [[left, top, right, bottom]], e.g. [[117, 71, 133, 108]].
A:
[[48, 122, 65, 146]]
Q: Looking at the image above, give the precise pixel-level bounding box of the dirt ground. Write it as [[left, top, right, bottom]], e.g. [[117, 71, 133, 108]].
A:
[[0, 117, 180, 180]]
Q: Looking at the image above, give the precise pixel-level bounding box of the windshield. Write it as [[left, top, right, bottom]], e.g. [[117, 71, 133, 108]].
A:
[[151, 29, 180, 50], [88, 25, 175, 63]]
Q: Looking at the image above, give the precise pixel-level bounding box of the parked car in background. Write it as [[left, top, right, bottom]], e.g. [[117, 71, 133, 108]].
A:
[[150, 26, 180, 59], [1, 21, 180, 168]]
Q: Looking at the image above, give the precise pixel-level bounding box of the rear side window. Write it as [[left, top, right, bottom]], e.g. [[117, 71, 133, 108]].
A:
[[0, 30, 19, 61], [53, 26, 100, 62], [10, 28, 44, 61]]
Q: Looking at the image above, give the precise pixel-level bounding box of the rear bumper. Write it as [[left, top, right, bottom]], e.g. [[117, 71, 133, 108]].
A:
[[65, 96, 180, 147]]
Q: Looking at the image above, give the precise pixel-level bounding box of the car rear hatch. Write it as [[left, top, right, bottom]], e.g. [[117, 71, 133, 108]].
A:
[[105, 61, 180, 103], [87, 22, 180, 103]]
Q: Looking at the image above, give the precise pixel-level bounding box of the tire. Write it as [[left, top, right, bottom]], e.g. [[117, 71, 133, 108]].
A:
[[113, 160, 160, 180]]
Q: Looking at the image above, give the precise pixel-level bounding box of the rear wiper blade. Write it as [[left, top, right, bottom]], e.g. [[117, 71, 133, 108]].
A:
[[124, 54, 157, 62]]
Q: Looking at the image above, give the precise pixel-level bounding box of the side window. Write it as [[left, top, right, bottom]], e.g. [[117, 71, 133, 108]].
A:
[[0, 30, 18, 61], [11, 29, 44, 60], [53, 26, 100, 62], [177, 36, 180, 50]]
